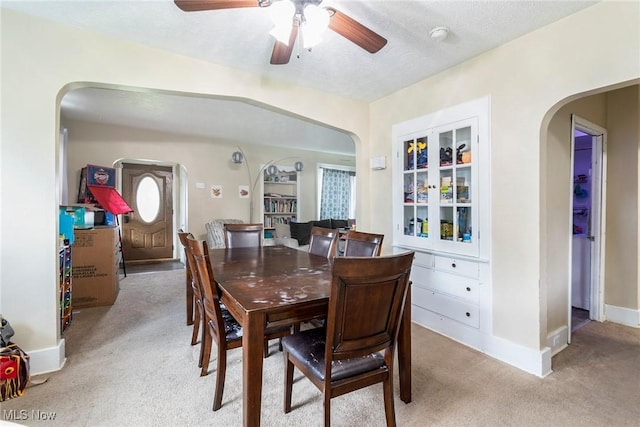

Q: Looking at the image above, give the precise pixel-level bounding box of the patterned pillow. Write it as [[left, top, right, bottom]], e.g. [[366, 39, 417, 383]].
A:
[[274, 223, 291, 238], [205, 219, 244, 249]]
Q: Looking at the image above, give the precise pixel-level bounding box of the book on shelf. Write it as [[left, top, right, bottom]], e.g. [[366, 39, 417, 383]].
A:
[[264, 199, 297, 213]]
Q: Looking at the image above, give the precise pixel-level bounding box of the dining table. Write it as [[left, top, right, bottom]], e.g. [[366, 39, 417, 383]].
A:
[[209, 245, 412, 427]]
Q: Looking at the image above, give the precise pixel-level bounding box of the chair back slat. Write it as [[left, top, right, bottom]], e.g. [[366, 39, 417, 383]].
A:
[[224, 223, 263, 248], [178, 231, 202, 302], [325, 252, 414, 361], [187, 236, 225, 340], [343, 230, 384, 257], [308, 226, 339, 258]]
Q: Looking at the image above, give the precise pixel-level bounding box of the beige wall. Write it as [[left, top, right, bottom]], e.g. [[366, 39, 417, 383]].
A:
[[605, 86, 639, 309], [64, 119, 355, 241], [1, 1, 639, 373]]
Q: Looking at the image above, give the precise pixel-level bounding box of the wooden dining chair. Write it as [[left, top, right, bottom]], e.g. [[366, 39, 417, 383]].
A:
[[290, 226, 341, 333], [343, 230, 384, 257], [187, 236, 291, 410], [282, 252, 414, 427], [223, 223, 263, 248], [308, 226, 339, 258], [177, 231, 205, 366], [178, 230, 195, 326]]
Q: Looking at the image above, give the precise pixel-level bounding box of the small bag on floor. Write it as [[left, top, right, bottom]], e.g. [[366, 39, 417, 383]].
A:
[[1, 317, 30, 402], [1, 343, 30, 401]]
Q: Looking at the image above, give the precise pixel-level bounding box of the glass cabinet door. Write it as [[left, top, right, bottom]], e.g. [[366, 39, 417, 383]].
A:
[[434, 120, 477, 254], [402, 136, 430, 240]]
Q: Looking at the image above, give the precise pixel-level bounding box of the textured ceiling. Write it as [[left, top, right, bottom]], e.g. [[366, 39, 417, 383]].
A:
[[2, 0, 598, 155]]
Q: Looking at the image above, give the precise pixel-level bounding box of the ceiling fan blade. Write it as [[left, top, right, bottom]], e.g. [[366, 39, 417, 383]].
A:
[[270, 25, 299, 65], [175, 0, 263, 12], [325, 7, 387, 54]]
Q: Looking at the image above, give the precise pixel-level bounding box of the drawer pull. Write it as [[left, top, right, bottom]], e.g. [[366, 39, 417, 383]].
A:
[[451, 262, 456, 268], [466, 286, 471, 292], [465, 312, 471, 317]]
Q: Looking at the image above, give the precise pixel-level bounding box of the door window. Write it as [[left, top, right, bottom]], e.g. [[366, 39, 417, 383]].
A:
[[136, 175, 160, 223]]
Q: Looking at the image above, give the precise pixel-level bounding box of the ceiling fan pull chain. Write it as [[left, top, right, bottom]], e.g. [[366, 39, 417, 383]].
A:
[[297, 25, 303, 59]]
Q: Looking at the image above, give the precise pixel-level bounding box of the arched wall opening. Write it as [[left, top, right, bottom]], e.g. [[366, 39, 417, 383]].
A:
[[541, 81, 639, 358]]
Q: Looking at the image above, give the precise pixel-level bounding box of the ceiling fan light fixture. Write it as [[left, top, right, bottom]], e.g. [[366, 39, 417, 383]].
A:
[[301, 4, 329, 48], [270, 24, 293, 45], [269, 0, 296, 45], [269, 0, 295, 25]]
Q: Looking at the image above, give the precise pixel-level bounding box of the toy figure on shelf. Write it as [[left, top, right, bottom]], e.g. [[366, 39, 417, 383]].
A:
[[404, 182, 414, 203], [407, 140, 427, 169], [456, 144, 466, 164], [416, 180, 428, 203], [440, 147, 453, 165]]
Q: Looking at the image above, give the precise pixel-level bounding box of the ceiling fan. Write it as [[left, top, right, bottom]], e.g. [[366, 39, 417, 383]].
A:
[[174, 0, 387, 65]]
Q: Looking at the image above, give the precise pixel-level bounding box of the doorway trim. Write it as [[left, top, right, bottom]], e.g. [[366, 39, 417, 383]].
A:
[[113, 158, 187, 261], [568, 115, 607, 342]]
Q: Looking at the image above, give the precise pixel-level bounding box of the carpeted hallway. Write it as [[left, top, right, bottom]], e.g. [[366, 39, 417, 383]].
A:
[[2, 269, 639, 426]]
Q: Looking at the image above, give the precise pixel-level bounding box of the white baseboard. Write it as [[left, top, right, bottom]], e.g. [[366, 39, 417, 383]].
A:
[[412, 305, 552, 378], [605, 304, 640, 328], [26, 339, 66, 375]]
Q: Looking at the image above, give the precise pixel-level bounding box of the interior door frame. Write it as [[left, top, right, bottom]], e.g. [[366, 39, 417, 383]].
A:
[[114, 159, 186, 261], [568, 115, 607, 342]]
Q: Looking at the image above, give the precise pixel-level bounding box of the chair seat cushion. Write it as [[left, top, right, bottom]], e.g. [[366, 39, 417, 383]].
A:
[[282, 328, 385, 382], [220, 305, 243, 340], [220, 304, 288, 341]]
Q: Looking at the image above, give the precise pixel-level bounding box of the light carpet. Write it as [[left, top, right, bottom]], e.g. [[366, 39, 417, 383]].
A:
[[2, 269, 639, 426]]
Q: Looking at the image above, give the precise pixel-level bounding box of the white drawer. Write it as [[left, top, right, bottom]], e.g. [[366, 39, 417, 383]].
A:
[[412, 251, 434, 268], [412, 270, 479, 303], [434, 255, 479, 278], [409, 264, 431, 286], [412, 286, 480, 328]]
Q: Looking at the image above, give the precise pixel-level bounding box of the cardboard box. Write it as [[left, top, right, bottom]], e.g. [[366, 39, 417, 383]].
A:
[[72, 227, 120, 308]]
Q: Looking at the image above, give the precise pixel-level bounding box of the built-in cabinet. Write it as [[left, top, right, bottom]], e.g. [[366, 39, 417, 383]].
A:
[[260, 166, 300, 239], [393, 96, 491, 341]]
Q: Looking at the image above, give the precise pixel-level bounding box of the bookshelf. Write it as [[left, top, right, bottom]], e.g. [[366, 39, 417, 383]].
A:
[[260, 166, 300, 239]]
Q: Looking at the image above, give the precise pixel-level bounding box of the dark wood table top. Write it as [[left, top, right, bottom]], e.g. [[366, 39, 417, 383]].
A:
[[209, 245, 332, 313]]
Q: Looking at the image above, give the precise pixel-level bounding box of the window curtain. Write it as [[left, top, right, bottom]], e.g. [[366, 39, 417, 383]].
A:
[[320, 168, 355, 219]]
